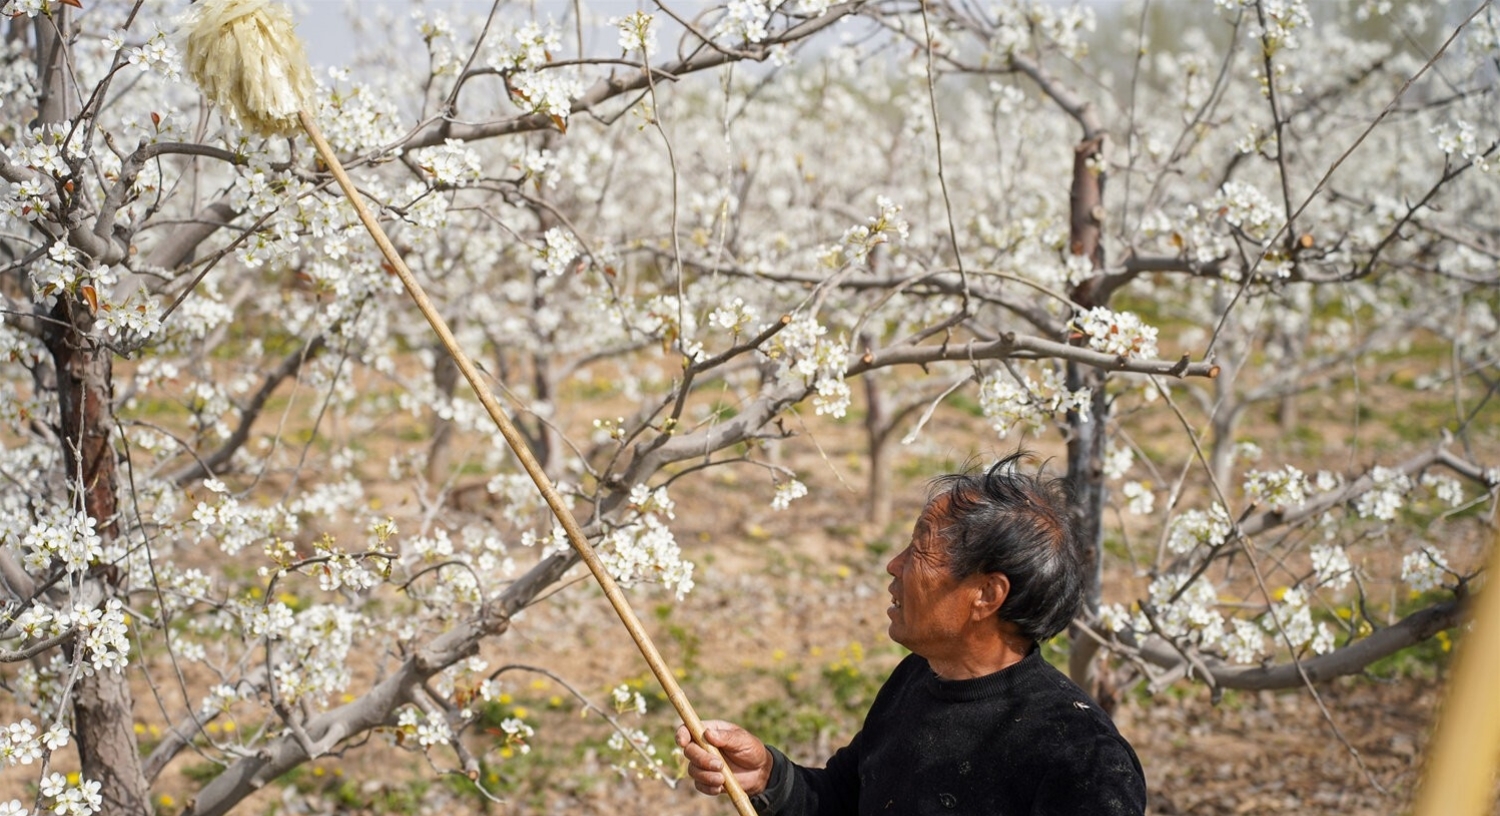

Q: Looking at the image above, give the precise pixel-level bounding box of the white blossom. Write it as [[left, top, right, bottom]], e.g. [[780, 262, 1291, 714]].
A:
[[1354, 466, 1411, 521], [1222, 618, 1266, 664], [415, 139, 482, 187], [499, 717, 534, 754], [714, 0, 771, 43], [1420, 472, 1464, 507], [599, 515, 695, 599], [611, 684, 647, 716], [1166, 504, 1232, 555], [615, 11, 658, 58], [1244, 465, 1308, 513], [1401, 547, 1450, 593], [1121, 481, 1155, 516], [533, 228, 582, 277], [976, 367, 1091, 438], [771, 478, 808, 511], [1070, 307, 1160, 360], [397, 707, 453, 748], [1310, 543, 1352, 590]]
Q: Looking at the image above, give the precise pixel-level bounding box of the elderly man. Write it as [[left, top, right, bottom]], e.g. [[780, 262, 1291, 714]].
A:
[[678, 453, 1147, 814]]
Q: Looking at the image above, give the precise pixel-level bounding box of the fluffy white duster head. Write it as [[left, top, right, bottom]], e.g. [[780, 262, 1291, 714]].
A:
[[182, 0, 315, 136]]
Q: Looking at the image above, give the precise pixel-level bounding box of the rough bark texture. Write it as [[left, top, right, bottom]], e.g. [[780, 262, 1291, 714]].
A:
[[73, 669, 150, 815], [43, 299, 152, 816], [862, 370, 894, 530], [1065, 136, 1113, 709]]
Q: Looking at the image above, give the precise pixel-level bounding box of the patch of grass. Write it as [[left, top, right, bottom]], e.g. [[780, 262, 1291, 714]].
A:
[[946, 390, 985, 419], [705, 400, 739, 421], [739, 697, 836, 755], [1040, 636, 1071, 672], [180, 761, 224, 785]]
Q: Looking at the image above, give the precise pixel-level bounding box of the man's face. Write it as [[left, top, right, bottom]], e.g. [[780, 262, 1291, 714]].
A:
[[885, 496, 991, 663]]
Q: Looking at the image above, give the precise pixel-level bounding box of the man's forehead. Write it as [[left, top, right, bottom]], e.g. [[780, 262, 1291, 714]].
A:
[[914, 497, 955, 542]]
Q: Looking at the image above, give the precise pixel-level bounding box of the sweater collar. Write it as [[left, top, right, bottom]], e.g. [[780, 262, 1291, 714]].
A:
[[920, 647, 1044, 702]]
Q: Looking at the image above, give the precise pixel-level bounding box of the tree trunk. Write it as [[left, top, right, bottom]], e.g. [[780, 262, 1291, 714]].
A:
[[425, 344, 460, 483], [1065, 368, 1110, 707], [43, 298, 151, 816], [74, 668, 150, 815], [1064, 135, 1114, 708], [862, 370, 893, 530]]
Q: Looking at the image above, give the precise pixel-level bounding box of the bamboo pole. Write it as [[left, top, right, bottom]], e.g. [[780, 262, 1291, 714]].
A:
[[297, 113, 755, 816], [180, 2, 755, 812], [1412, 528, 1500, 816]]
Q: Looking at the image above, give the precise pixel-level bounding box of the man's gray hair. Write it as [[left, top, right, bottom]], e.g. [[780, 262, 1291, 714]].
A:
[[930, 452, 1085, 643]]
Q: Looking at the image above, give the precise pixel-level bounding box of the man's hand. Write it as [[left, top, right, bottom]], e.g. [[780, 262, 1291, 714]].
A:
[[676, 720, 774, 798]]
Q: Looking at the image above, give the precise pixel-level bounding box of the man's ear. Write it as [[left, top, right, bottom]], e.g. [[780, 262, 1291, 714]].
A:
[[972, 572, 1010, 620]]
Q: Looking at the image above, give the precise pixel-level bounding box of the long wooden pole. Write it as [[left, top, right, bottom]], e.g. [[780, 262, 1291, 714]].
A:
[[297, 111, 756, 816], [1412, 528, 1500, 816]]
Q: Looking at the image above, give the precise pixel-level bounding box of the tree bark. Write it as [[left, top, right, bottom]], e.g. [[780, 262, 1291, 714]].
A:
[[1065, 136, 1113, 708], [862, 370, 893, 530], [43, 298, 151, 816], [426, 342, 460, 483]]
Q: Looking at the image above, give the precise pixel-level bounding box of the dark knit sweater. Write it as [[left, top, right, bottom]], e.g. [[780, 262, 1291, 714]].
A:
[[754, 649, 1146, 815]]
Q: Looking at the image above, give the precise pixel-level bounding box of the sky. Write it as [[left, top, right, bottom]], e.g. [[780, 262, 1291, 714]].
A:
[[290, 0, 709, 67]]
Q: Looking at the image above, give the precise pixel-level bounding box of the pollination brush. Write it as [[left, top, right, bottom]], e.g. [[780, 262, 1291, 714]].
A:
[[180, 3, 756, 813]]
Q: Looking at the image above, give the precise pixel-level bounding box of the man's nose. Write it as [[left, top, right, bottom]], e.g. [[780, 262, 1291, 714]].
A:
[[886, 547, 906, 577]]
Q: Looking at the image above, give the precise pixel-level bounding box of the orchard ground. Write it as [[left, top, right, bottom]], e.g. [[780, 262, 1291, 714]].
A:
[[112, 424, 1458, 816]]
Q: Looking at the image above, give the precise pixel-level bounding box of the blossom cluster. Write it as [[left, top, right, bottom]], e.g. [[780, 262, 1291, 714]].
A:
[[598, 485, 695, 599], [836, 197, 910, 265], [12, 599, 132, 674], [988, 2, 1096, 61], [1353, 466, 1411, 521], [21, 509, 104, 573], [1216, 0, 1314, 53], [614, 11, 658, 58], [415, 139, 483, 187], [1243, 465, 1309, 513], [1070, 307, 1160, 360], [1432, 119, 1495, 173], [709, 297, 761, 337], [1210, 180, 1282, 244], [610, 684, 648, 716], [533, 227, 583, 277], [766, 314, 851, 418], [976, 367, 1091, 438], [38, 773, 102, 816], [0, 720, 68, 768], [396, 707, 454, 749], [1401, 547, 1451, 593], [192, 480, 299, 556], [1158, 504, 1230, 555], [714, 0, 773, 44], [606, 726, 665, 780], [770, 478, 809, 511], [486, 20, 585, 126], [1111, 572, 1336, 666]]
